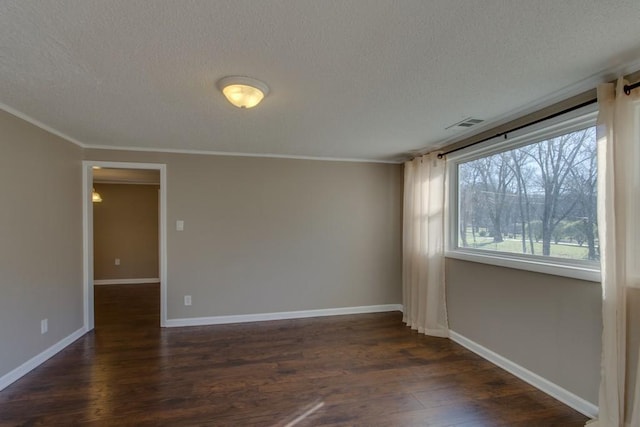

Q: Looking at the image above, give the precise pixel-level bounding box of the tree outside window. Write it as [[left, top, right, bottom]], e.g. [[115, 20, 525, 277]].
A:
[[457, 126, 598, 261]]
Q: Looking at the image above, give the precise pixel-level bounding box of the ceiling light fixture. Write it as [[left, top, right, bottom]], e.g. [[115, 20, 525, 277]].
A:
[[217, 76, 269, 109], [92, 188, 103, 203]]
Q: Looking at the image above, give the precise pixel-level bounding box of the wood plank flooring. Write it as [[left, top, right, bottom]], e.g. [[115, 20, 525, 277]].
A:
[[0, 284, 589, 426]]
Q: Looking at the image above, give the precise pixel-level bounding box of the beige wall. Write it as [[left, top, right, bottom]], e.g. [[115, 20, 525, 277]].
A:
[[93, 183, 159, 280], [442, 72, 640, 414], [446, 258, 602, 404], [85, 149, 403, 319], [8, 101, 636, 415], [0, 110, 83, 378]]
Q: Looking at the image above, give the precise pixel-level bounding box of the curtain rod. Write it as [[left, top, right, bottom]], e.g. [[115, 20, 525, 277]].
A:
[[624, 81, 640, 95], [436, 79, 639, 160], [436, 98, 597, 159]]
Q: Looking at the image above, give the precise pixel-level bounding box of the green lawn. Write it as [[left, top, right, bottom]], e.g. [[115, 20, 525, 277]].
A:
[[461, 235, 596, 260]]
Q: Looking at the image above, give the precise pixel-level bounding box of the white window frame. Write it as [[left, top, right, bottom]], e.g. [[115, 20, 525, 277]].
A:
[[445, 103, 601, 282]]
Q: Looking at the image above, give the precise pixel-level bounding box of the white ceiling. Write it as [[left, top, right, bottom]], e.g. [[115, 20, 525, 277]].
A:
[[1, 1, 639, 163]]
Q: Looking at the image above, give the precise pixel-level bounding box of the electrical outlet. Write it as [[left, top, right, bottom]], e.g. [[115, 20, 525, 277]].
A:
[[184, 295, 192, 306], [41, 319, 48, 334], [115, 258, 120, 266]]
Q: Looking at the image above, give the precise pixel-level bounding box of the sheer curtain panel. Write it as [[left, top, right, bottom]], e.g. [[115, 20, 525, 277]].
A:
[[402, 153, 449, 337], [589, 78, 640, 427]]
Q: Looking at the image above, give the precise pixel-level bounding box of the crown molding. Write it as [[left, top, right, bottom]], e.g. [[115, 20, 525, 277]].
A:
[[0, 102, 88, 148], [3, 56, 639, 165], [0, 102, 400, 164], [86, 144, 402, 164]]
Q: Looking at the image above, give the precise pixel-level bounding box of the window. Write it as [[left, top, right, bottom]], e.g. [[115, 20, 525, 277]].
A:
[[447, 107, 601, 281]]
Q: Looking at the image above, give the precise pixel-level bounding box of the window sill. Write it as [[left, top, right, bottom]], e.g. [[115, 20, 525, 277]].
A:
[[445, 249, 601, 282]]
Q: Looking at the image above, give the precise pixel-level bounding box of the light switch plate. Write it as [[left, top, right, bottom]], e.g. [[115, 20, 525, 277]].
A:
[[176, 220, 184, 231]]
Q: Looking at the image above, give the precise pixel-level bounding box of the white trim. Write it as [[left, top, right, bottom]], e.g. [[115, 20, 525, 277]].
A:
[[94, 278, 160, 285], [87, 160, 168, 171], [0, 102, 87, 148], [445, 250, 601, 282], [82, 164, 93, 330], [0, 327, 87, 392], [0, 102, 396, 164], [165, 304, 403, 327], [82, 161, 168, 329], [87, 144, 401, 164], [445, 107, 602, 282], [159, 165, 167, 327], [449, 330, 599, 419]]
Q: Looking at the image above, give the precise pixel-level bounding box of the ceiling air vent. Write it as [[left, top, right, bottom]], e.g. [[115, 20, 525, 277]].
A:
[[445, 117, 484, 130]]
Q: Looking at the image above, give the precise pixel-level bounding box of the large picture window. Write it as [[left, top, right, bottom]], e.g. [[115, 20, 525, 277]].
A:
[[447, 107, 600, 281]]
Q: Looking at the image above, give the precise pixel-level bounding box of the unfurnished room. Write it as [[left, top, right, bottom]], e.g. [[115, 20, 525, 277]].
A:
[[1, 1, 640, 426]]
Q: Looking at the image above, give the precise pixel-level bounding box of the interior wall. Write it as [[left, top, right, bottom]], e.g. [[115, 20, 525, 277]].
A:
[[446, 258, 602, 405], [93, 183, 159, 280], [443, 69, 640, 416], [0, 110, 83, 379], [85, 149, 403, 320]]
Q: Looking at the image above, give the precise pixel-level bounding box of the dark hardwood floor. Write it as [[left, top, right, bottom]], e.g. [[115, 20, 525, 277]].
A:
[[0, 284, 588, 426]]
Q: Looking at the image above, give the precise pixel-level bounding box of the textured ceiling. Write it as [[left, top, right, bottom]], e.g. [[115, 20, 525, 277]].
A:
[[1, 0, 639, 162]]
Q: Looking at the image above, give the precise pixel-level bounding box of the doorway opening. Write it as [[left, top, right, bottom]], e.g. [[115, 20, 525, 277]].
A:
[[82, 161, 167, 330]]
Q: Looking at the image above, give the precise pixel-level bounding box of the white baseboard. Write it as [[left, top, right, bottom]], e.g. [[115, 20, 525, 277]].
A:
[[93, 278, 160, 285], [449, 330, 599, 419], [165, 304, 403, 327], [0, 327, 87, 392]]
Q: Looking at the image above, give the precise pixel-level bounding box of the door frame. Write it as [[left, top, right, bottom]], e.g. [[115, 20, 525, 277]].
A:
[[82, 160, 167, 329]]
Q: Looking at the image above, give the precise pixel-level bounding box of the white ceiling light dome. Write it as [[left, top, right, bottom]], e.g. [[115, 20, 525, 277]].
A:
[[217, 76, 270, 109]]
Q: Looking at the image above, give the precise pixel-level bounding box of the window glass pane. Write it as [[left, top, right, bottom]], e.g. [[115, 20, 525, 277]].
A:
[[457, 126, 598, 261]]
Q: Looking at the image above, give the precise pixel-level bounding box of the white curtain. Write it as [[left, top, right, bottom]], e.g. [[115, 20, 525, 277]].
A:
[[589, 78, 640, 427], [402, 153, 449, 337]]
